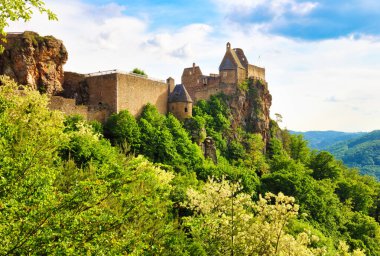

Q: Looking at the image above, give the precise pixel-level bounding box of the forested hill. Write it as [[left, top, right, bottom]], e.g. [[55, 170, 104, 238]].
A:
[[293, 130, 380, 179], [1, 76, 380, 255], [290, 130, 366, 150]]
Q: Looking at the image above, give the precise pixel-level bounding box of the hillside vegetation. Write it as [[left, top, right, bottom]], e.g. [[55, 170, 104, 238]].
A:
[[1, 76, 380, 255], [326, 131, 380, 179], [294, 131, 380, 179], [291, 131, 365, 150]]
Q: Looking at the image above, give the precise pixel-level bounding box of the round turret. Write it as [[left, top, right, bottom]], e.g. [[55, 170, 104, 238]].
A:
[[168, 84, 193, 120]]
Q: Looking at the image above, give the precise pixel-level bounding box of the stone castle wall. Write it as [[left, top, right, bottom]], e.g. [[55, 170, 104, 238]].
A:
[[237, 68, 247, 84], [220, 70, 236, 84], [49, 96, 89, 118], [58, 71, 169, 121], [49, 96, 110, 123], [193, 83, 237, 102], [116, 73, 168, 117], [181, 66, 203, 100], [87, 73, 118, 113], [248, 65, 265, 80]]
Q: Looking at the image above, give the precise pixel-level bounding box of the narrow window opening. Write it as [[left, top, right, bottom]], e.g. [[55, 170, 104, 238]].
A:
[[184, 107, 188, 113]]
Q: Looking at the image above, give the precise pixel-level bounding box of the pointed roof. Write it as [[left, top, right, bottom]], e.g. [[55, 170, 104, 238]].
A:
[[168, 84, 193, 103], [233, 48, 249, 69], [219, 42, 245, 71]]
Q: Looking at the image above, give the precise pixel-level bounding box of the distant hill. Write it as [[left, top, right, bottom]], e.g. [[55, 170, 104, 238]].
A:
[[290, 130, 366, 150], [293, 130, 380, 180]]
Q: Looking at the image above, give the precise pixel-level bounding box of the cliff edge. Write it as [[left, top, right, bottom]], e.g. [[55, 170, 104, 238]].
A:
[[229, 78, 272, 147], [0, 31, 68, 94]]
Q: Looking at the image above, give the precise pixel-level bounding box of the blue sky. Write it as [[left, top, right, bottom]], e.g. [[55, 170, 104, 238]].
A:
[[81, 0, 380, 40], [7, 0, 380, 131]]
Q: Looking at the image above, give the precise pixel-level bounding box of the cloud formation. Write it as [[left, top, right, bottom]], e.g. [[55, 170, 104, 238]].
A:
[[7, 0, 380, 131], [211, 0, 380, 40]]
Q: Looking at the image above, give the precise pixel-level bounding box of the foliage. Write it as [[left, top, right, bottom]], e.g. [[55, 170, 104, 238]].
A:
[[138, 104, 204, 173], [296, 130, 380, 180], [0, 0, 57, 52], [182, 177, 327, 256], [104, 110, 140, 152], [0, 78, 184, 254], [131, 68, 147, 76], [1, 77, 380, 255]]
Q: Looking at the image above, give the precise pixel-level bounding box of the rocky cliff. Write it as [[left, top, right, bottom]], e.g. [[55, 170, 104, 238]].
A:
[[0, 31, 68, 94], [229, 78, 272, 147]]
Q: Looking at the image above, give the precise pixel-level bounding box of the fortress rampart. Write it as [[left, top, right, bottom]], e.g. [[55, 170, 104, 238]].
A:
[[52, 70, 170, 122]]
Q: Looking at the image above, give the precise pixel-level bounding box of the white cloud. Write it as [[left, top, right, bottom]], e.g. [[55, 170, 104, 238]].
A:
[[6, 0, 380, 132], [211, 0, 318, 17], [7, 0, 214, 79]]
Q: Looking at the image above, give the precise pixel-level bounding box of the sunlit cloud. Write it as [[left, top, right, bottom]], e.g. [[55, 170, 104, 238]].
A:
[[6, 0, 380, 132]]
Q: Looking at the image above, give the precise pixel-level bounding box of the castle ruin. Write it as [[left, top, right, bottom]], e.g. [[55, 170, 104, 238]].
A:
[[52, 42, 267, 123], [0, 32, 267, 123], [181, 42, 266, 102]]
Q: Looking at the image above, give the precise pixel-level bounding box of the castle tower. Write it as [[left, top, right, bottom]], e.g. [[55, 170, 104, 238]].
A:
[[181, 63, 203, 100], [168, 84, 193, 121], [167, 77, 175, 93], [219, 42, 247, 85]]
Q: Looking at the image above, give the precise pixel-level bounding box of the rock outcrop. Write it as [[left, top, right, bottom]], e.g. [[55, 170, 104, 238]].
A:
[[228, 78, 272, 147], [203, 137, 218, 164], [0, 31, 68, 95]]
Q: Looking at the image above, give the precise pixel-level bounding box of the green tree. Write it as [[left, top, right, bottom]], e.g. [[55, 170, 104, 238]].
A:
[[132, 68, 147, 76], [0, 76, 66, 254], [138, 104, 180, 167], [289, 134, 310, 163], [182, 177, 326, 256], [0, 77, 186, 254], [308, 151, 342, 180], [104, 109, 141, 152], [165, 113, 205, 170]]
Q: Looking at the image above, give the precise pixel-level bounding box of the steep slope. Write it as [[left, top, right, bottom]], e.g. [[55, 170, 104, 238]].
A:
[[229, 78, 272, 146]]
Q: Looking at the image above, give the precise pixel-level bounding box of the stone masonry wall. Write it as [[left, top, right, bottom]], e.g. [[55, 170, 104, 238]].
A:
[[49, 96, 110, 123], [49, 96, 89, 118], [220, 70, 237, 84], [117, 73, 168, 117], [248, 65, 265, 80], [194, 83, 237, 102], [181, 66, 203, 100], [237, 68, 247, 84], [87, 73, 118, 113]]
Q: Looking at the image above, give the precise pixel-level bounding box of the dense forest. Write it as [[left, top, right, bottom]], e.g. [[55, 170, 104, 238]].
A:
[[294, 131, 380, 180], [1, 76, 380, 255], [291, 131, 365, 150]]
